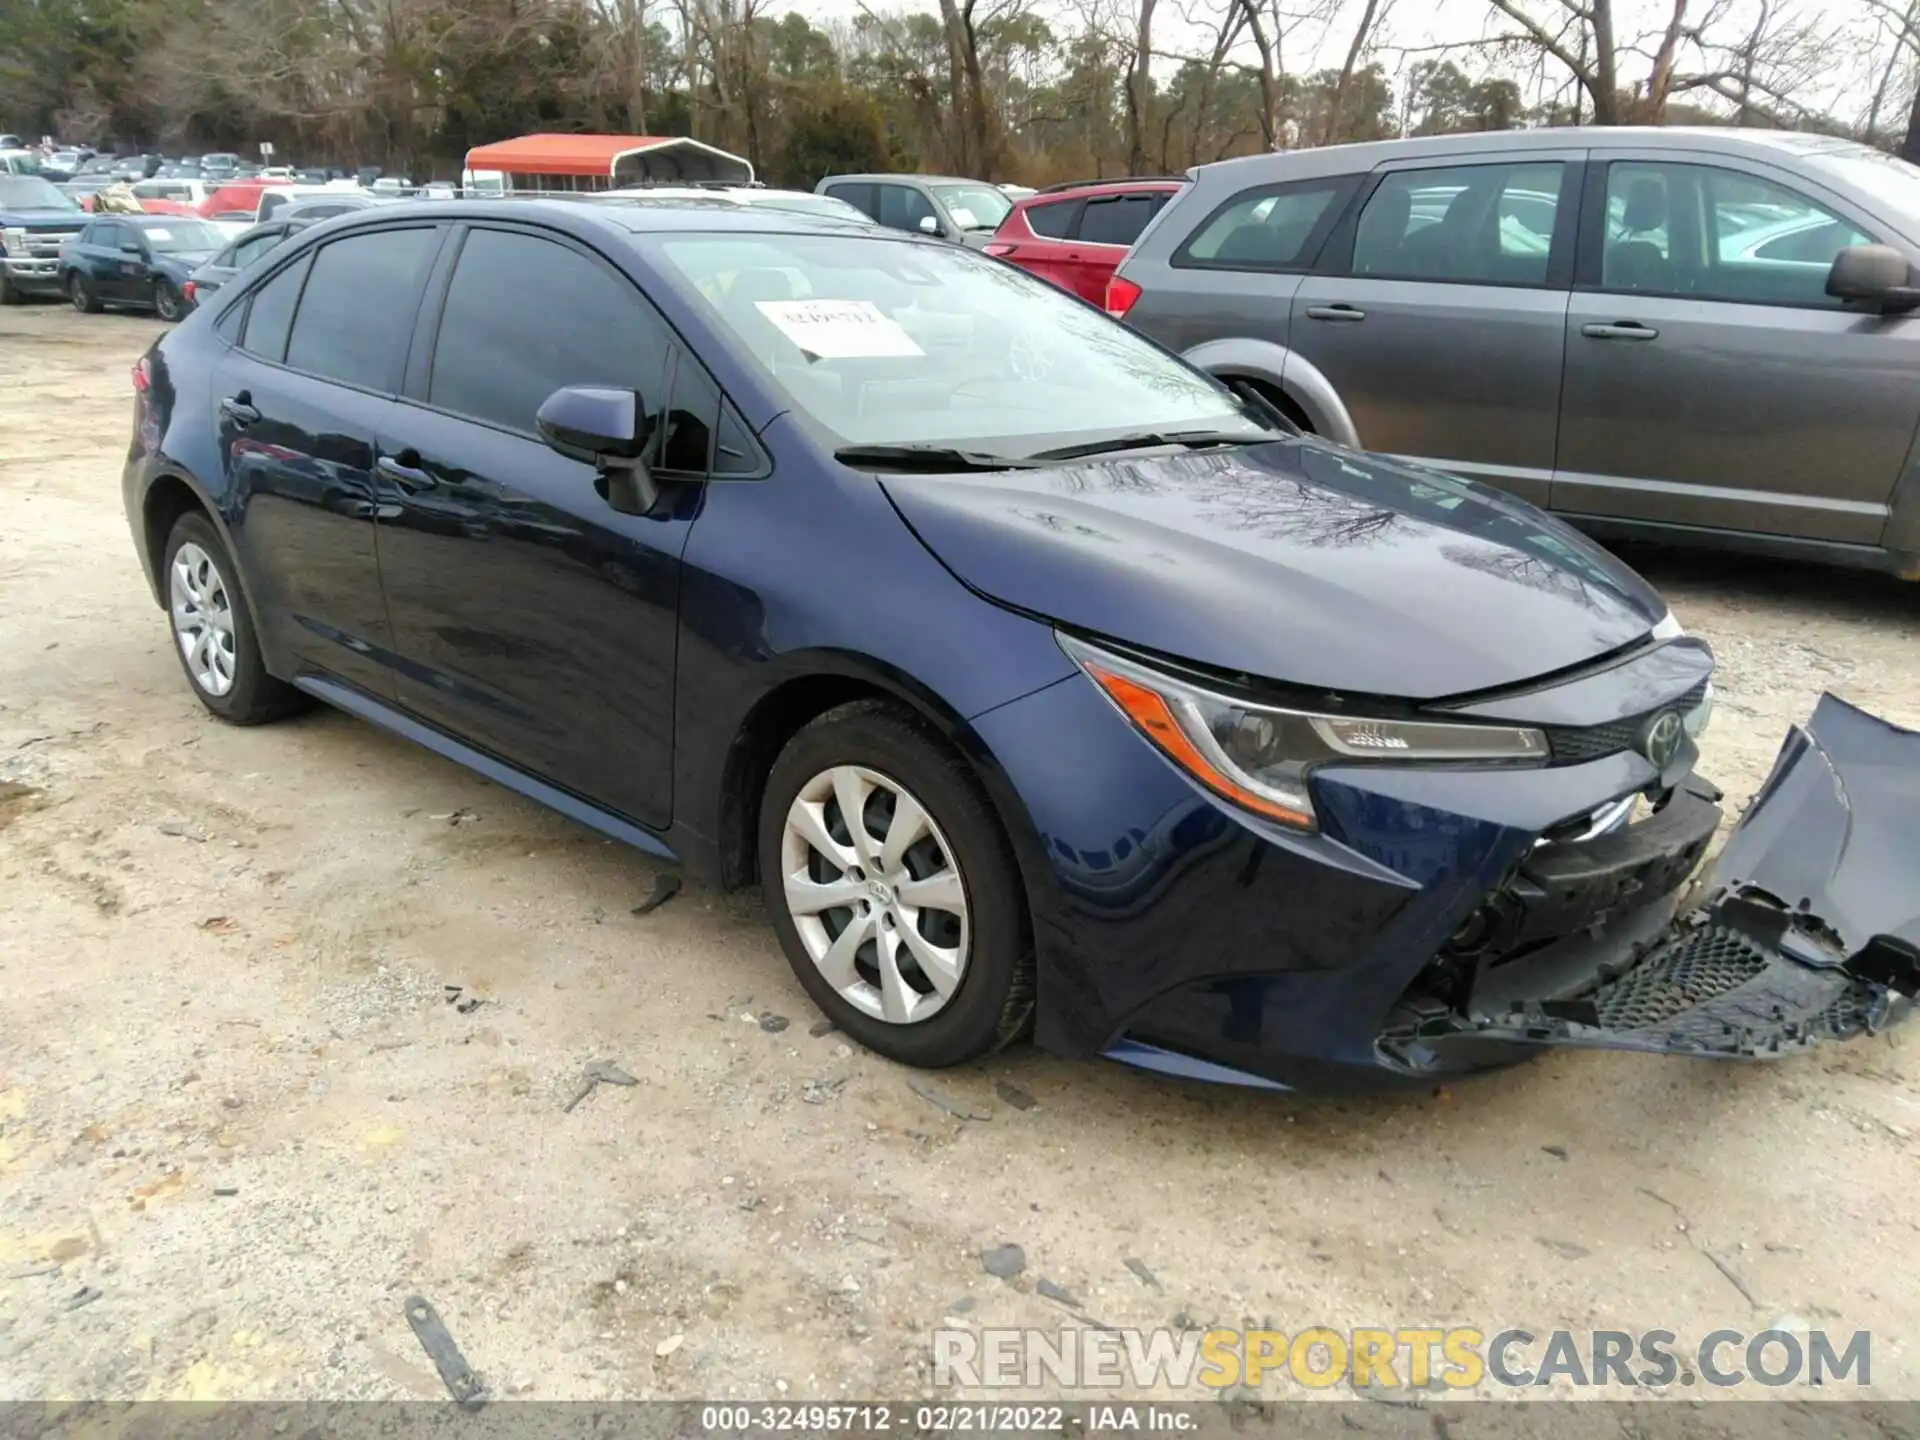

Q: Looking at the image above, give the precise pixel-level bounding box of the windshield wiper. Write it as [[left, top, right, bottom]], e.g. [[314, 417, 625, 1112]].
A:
[[833, 443, 1041, 474], [1025, 428, 1285, 463]]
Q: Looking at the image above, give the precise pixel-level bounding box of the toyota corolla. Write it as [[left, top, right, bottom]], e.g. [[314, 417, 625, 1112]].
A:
[[121, 201, 1918, 1089]]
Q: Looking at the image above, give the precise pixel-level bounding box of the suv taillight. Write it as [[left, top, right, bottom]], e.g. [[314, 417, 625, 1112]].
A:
[[181, 280, 196, 305], [131, 357, 150, 392], [1104, 275, 1142, 320]]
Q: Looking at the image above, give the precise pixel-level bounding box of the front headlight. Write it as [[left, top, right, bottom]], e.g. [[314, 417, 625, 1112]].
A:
[[1060, 635, 1550, 832], [1, 228, 25, 257]]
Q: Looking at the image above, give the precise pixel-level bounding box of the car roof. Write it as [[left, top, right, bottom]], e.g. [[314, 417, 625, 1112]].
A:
[[1190, 126, 1884, 185], [306, 196, 892, 239], [1019, 178, 1182, 204], [106, 213, 218, 228], [818, 173, 979, 186]]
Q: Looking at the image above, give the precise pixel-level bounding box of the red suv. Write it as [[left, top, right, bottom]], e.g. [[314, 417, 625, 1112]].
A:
[[983, 178, 1183, 305]]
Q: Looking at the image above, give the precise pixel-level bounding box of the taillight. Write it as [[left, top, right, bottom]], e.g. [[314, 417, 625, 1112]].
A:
[[131, 357, 151, 392], [982, 242, 1014, 257], [181, 281, 196, 304], [1105, 275, 1142, 320]]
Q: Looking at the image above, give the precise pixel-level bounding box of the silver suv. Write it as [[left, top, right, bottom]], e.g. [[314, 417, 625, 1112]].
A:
[[1115, 128, 1920, 575]]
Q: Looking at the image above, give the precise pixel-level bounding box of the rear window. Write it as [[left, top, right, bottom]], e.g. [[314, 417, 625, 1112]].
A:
[[1173, 177, 1356, 272]]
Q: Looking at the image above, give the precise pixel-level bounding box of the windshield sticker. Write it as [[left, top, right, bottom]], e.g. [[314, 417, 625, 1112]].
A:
[[946, 206, 978, 230], [146, 227, 172, 240], [754, 299, 925, 359]]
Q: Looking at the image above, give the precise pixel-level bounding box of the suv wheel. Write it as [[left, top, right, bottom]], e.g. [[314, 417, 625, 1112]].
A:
[[162, 512, 307, 724], [0, 270, 19, 306], [68, 273, 102, 313], [154, 279, 184, 322], [759, 701, 1033, 1067]]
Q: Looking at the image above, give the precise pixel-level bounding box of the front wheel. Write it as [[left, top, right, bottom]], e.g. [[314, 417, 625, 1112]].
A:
[[758, 700, 1033, 1068], [0, 269, 20, 306], [68, 273, 102, 314], [154, 279, 185, 322]]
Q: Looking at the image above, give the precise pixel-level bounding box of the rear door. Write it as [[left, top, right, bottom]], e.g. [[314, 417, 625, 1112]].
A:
[[373, 222, 714, 828], [1059, 190, 1170, 304], [1287, 151, 1583, 508], [210, 225, 442, 699], [822, 182, 876, 223], [988, 195, 1083, 293], [1554, 150, 1919, 545]]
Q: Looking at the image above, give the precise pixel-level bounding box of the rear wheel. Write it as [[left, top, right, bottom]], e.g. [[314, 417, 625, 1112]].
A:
[[162, 512, 307, 725], [758, 701, 1033, 1067], [0, 270, 20, 306], [154, 279, 184, 322], [68, 272, 102, 314]]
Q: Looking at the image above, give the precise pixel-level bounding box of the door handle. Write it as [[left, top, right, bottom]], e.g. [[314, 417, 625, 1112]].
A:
[[1306, 304, 1366, 323], [219, 392, 260, 426], [377, 451, 436, 492], [1581, 321, 1659, 340]]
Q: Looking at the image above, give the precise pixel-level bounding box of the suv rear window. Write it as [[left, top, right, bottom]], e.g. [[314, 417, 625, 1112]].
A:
[[1173, 178, 1356, 272], [1077, 192, 1165, 247], [1025, 199, 1077, 239]]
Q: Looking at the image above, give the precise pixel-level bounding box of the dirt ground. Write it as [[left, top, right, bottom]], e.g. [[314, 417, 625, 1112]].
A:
[[3, 302, 1919, 1411]]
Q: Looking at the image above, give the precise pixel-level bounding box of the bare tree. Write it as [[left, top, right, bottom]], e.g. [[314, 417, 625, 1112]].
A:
[[1322, 0, 1389, 143]]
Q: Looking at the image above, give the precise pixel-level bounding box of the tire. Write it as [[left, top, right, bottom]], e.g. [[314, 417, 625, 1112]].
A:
[[758, 700, 1034, 1068], [0, 270, 19, 306], [68, 272, 102, 314], [154, 279, 184, 322], [160, 511, 307, 725]]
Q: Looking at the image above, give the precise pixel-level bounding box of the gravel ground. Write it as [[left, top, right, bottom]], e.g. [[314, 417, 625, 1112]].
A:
[[2, 302, 1919, 1411]]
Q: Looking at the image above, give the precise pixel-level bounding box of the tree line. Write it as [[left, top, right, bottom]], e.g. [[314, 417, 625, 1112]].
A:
[[1, 0, 1912, 188]]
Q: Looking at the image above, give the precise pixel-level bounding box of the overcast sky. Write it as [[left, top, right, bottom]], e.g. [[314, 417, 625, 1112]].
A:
[[777, 0, 1884, 128]]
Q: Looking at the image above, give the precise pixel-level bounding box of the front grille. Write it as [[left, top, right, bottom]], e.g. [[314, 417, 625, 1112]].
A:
[[24, 233, 80, 258], [1544, 679, 1708, 764]]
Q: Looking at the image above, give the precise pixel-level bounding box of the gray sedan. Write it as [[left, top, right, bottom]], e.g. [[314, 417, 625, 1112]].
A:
[[1115, 128, 1920, 576]]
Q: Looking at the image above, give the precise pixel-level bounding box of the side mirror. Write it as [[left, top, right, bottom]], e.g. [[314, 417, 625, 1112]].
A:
[[121, 243, 145, 257], [917, 215, 940, 236], [536, 385, 659, 514], [1827, 243, 1920, 312]]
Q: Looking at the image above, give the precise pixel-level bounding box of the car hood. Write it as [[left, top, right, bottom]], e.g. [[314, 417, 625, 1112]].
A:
[[0, 209, 86, 229], [880, 438, 1668, 700]]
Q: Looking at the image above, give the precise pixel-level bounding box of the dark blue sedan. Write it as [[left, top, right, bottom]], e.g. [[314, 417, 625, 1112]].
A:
[[62, 213, 225, 319], [120, 200, 1918, 1089]]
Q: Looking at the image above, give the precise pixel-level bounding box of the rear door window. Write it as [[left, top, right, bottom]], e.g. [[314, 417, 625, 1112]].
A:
[[1174, 178, 1355, 272], [283, 227, 438, 391], [1076, 193, 1162, 247], [1351, 161, 1566, 285], [425, 226, 672, 449], [824, 183, 875, 220]]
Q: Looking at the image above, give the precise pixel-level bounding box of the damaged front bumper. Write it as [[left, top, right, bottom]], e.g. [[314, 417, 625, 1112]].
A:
[[1386, 694, 1919, 1071]]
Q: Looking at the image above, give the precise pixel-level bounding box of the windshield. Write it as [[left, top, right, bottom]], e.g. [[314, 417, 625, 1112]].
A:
[[0, 176, 79, 211], [653, 232, 1261, 453], [141, 221, 224, 252], [1803, 144, 1920, 241], [931, 183, 1011, 231]]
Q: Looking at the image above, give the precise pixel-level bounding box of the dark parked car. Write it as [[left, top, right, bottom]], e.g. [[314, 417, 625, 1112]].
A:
[[121, 200, 1917, 1089], [62, 213, 225, 318], [1115, 128, 1920, 575], [984, 177, 1181, 304], [814, 174, 1012, 247], [0, 174, 89, 302], [184, 220, 296, 307]]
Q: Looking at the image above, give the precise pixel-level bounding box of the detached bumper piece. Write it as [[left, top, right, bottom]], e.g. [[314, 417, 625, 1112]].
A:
[[1394, 695, 1920, 1068]]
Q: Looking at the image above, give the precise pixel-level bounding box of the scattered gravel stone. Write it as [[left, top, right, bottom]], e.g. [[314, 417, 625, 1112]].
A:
[[982, 1244, 1026, 1280], [993, 1080, 1035, 1111], [1124, 1258, 1161, 1289], [1542, 1145, 1569, 1160], [1036, 1278, 1080, 1309], [1537, 1238, 1590, 1260], [809, 1019, 836, 1037], [655, 1333, 684, 1358], [758, 1013, 789, 1033]]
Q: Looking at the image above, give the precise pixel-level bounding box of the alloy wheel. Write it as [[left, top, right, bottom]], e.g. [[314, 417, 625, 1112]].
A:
[[169, 541, 238, 696], [69, 276, 90, 312], [779, 764, 970, 1025], [156, 283, 182, 321]]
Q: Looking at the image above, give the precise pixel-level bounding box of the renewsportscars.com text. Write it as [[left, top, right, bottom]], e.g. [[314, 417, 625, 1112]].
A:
[[931, 1326, 1872, 1391]]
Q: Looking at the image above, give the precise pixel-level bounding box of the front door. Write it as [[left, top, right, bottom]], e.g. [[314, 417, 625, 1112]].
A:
[[1554, 152, 1920, 545], [211, 226, 442, 698], [374, 223, 706, 829], [1287, 153, 1582, 508]]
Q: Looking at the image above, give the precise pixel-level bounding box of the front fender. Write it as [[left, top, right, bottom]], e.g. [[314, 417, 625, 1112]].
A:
[[1183, 337, 1359, 448]]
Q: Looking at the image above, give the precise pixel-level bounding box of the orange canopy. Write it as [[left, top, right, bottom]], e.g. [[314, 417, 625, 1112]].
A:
[[463, 133, 753, 183]]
